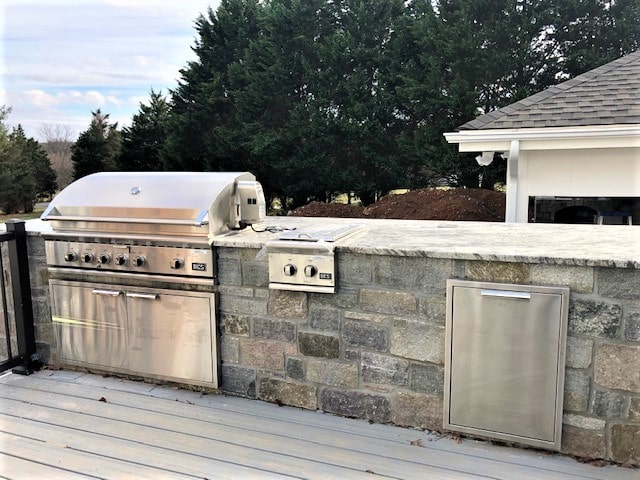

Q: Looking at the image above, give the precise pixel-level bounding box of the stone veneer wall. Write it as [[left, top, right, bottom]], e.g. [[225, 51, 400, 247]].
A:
[[26, 235, 640, 464], [0, 241, 17, 360], [26, 233, 54, 365]]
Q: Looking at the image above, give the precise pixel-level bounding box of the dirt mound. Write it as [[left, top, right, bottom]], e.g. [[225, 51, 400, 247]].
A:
[[290, 201, 365, 218], [290, 188, 506, 222]]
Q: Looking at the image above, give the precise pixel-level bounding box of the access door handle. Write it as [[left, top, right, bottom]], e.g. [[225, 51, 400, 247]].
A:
[[125, 292, 159, 300], [481, 289, 531, 300], [92, 289, 122, 297]]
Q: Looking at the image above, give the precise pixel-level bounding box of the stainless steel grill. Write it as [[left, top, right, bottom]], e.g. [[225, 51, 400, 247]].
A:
[[42, 171, 266, 388]]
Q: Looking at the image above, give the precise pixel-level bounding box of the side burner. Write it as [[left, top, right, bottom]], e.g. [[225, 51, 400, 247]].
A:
[[266, 225, 362, 293]]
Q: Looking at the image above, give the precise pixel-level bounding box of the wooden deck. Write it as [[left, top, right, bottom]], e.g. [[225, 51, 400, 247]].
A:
[[0, 370, 636, 480]]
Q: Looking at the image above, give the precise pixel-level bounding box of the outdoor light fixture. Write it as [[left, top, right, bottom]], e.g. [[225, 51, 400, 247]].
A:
[[475, 151, 495, 166]]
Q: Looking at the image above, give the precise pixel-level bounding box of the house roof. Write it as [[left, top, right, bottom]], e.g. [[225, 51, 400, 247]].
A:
[[458, 50, 640, 131]]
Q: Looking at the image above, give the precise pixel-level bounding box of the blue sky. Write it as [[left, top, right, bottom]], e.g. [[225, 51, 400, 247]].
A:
[[1, 0, 220, 141]]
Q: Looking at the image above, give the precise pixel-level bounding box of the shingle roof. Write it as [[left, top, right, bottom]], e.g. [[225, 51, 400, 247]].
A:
[[458, 50, 640, 131]]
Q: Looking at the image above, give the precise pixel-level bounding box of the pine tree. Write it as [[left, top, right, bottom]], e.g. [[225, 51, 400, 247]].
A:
[[0, 118, 56, 213], [71, 109, 121, 180], [159, 0, 640, 206], [163, 0, 261, 172], [553, 0, 640, 76], [118, 90, 169, 171]]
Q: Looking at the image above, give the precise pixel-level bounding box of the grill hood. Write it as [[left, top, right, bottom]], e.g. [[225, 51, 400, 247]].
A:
[[41, 171, 266, 241]]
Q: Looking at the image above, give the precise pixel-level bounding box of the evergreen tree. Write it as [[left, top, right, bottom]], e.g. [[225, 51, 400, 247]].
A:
[[161, 0, 639, 207], [0, 108, 25, 214], [71, 109, 121, 180], [163, 0, 260, 171], [226, 0, 333, 206], [400, 0, 561, 187], [118, 89, 169, 171], [0, 112, 56, 213], [11, 126, 57, 205], [553, 0, 640, 76]]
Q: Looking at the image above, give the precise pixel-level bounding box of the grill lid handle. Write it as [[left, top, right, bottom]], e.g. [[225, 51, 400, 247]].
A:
[[41, 210, 210, 227]]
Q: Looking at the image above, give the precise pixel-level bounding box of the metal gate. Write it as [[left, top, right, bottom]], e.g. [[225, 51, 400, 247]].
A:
[[0, 220, 36, 373]]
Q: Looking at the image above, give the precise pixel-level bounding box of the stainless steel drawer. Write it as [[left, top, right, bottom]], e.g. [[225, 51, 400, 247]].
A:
[[444, 280, 569, 450]]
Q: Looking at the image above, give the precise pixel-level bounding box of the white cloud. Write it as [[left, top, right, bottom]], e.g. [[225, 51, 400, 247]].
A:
[[17, 90, 125, 108], [84, 91, 107, 106], [25, 90, 59, 107], [1, 0, 220, 141], [132, 55, 152, 68]]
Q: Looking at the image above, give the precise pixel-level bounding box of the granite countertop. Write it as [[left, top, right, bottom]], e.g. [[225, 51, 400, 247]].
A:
[[213, 216, 640, 269], [11, 217, 638, 268]]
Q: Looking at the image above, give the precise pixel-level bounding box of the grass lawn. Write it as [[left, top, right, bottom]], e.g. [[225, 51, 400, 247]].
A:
[[0, 207, 45, 224]]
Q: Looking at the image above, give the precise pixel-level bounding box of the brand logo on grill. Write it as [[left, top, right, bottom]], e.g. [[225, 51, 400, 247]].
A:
[[130, 186, 141, 195], [192, 262, 207, 271]]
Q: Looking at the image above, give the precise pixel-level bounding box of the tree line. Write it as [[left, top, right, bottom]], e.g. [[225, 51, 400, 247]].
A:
[[0, 107, 56, 214], [4, 0, 639, 213]]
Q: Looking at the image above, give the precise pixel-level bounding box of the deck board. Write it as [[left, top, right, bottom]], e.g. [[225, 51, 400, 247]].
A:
[[0, 370, 637, 480], [0, 382, 575, 480]]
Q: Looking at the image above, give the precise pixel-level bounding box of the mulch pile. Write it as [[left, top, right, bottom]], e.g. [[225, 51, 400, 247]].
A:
[[290, 188, 506, 222]]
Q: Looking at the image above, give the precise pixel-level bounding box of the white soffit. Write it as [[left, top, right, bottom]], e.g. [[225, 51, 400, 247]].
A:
[[444, 124, 640, 152]]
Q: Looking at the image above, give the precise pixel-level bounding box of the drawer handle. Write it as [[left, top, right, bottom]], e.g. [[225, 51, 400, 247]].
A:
[[125, 292, 159, 300], [91, 289, 122, 297], [481, 289, 531, 300]]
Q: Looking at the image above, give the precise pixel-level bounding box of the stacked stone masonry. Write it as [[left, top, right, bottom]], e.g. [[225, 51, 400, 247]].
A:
[[0, 242, 18, 360], [26, 235, 640, 465]]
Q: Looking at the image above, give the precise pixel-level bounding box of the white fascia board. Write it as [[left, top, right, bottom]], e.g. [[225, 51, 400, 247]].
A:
[[444, 124, 640, 152]]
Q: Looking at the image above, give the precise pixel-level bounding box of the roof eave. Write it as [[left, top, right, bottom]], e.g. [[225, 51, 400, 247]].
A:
[[444, 124, 640, 152]]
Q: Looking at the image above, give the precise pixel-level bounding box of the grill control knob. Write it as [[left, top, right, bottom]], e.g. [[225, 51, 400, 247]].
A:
[[283, 264, 297, 276], [64, 251, 77, 262], [81, 252, 94, 263], [114, 254, 128, 266], [304, 265, 318, 278], [98, 253, 111, 265], [170, 258, 184, 270], [132, 255, 146, 267]]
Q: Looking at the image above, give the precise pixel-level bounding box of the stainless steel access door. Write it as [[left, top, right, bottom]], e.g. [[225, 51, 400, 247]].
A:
[[50, 279, 217, 387], [50, 280, 129, 369], [127, 288, 216, 385], [444, 280, 569, 450]]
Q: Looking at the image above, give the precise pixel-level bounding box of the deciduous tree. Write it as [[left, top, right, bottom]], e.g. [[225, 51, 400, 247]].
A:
[[39, 123, 74, 190]]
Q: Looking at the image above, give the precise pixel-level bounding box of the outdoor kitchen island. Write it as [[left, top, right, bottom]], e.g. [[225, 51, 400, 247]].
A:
[[24, 217, 640, 465]]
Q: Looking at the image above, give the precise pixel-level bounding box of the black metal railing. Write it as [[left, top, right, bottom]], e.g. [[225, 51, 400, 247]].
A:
[[0, 220, 36, 373]]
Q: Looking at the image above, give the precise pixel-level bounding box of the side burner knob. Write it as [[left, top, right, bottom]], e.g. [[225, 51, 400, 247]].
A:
[[64, 251, 77, 262], [170, 258, 184, 270], [81, 252, 94, 263], [98, 253, 111, 265], [132, 256, 146, 267], [283, 264, 297, 276], [304, 265, 318, 278], [114, 254, 128, 266]]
